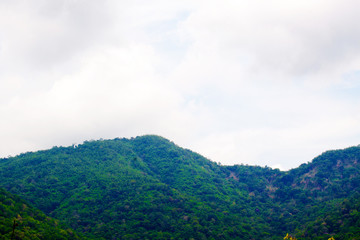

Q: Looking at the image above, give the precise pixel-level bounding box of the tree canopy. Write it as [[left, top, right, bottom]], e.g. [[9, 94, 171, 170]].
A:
[[1, 135, 359, 239]]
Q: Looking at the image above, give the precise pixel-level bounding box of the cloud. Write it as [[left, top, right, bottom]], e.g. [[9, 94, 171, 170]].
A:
[[177, 0, 360, 85], [0, 0, 115, 66], [1, 0, 360, 170], [0, 43, 182, 151]]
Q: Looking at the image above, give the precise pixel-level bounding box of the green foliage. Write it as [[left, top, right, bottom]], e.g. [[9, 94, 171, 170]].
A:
[[0, 188, 83, 239], [0, 135, 360, 239]]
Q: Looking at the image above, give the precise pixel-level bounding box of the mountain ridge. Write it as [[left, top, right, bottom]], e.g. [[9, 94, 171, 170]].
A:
[[1, 135, 360, 239]]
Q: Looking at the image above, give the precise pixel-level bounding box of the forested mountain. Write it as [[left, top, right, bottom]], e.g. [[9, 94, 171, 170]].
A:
[[0, 135, 359, 239]]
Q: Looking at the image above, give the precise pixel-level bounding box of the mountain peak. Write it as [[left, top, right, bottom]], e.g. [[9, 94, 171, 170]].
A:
[[0, 136, 359, 239]]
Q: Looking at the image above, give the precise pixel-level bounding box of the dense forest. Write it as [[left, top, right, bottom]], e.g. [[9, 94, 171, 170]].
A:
[[0, 188, 84, 239], [1, 135, 360, 239]]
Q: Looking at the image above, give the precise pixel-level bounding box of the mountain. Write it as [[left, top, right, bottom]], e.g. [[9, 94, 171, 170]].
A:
[[0, 135, 359, 239]]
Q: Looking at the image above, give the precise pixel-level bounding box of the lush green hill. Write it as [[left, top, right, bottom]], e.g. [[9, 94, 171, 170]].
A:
[[0, 187, 83, 240], [0, 135, 360, 239]]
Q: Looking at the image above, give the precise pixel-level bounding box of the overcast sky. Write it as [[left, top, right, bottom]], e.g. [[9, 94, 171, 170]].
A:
[[1, 0, 360, 170]]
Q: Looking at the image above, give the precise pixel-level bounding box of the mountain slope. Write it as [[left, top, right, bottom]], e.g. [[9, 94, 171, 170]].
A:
[[0, 135, 360, 239], [0, 136, 255, 239], [0, 187, 83, 240]]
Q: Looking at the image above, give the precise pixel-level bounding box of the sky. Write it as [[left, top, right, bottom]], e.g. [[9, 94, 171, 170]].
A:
[[1, 0, 360, 170]]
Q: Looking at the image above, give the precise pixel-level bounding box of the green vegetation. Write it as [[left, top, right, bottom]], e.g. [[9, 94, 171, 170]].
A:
[[0, 135, 360, 239], [0, 188, 83, 239]]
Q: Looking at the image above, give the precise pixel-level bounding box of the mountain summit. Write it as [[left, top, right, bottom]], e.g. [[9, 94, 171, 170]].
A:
[[1, 135, 359, 239]]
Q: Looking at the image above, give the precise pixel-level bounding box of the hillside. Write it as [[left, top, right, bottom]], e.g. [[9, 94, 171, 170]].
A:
[[0, 135, 360, 239], [0, 187, 83, 240]]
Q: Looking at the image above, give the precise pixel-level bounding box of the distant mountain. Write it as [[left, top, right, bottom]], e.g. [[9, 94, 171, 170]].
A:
[[0, 135, 359, 239]]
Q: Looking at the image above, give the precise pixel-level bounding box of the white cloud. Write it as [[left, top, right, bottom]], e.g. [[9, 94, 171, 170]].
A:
[[1, 0, 360, 170]]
